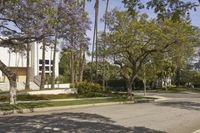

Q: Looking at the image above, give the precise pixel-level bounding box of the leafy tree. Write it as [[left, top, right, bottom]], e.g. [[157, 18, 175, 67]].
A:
[[122, 0, 200, 21], [83, 61, 119, 85], [106, 10, 199, 99], [0, 0, 55, 104], [0, 0, 90, 103]]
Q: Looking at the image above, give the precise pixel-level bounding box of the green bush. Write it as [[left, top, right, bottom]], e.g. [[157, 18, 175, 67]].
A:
[[73, 81, 106, 95]]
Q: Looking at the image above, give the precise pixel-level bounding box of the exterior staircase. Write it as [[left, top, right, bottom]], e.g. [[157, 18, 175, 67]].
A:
[[33, 75, 41, 87]]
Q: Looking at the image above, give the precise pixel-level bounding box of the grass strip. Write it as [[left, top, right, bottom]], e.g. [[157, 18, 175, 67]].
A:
[[0, 98, 126, 111], [0, 97, 154, 111]]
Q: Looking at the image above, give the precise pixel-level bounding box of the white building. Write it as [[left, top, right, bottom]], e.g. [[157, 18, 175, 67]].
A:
[[0, 42, 59, 83]]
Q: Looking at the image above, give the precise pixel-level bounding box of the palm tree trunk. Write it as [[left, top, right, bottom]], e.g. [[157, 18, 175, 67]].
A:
[[90, 21, 96, 81], [81, 51, 85, 82], [0, 60, 17, 104], [77, 0, 87, 82], [25, 43, 30, 90], [40, 39, 46, 89], [70, 50, 75, 83], [78, 46, 85, 82], [102, 0, 109, 88], [74, 54, 78, 83], [94, 0, 99, 82]]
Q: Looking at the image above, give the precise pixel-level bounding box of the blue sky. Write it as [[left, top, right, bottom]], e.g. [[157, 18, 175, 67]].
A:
[[86, 0, 124, 42], [86, 0, 200, 44]]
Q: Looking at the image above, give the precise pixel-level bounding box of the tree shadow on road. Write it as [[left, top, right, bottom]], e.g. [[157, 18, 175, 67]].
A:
[[156, 101, 200, 111], [0, 112, 166, 133]]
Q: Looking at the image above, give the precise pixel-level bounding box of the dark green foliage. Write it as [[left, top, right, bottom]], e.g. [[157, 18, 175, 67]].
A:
[[59, 50, 71, 83], [73, 81, 109, 96], [83, 62, 120, 84], [107, 80, 126, 90], [0, 94, 78, 102]]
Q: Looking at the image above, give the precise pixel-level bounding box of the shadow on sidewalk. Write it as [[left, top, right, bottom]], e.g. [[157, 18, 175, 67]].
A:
[[156, 101, 200, 111], [0, 112, 166, 133]]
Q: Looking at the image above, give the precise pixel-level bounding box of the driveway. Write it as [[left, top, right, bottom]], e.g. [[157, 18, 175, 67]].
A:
[[0, 93, 200, 133]]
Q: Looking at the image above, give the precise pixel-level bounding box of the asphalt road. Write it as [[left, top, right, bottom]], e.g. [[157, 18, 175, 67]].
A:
[[0, 93, 200, 133]]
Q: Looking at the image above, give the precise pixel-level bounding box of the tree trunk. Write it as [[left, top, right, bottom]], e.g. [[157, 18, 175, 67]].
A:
[[74, 54, 78, 83], [132, 80, 136, 92], [70, 50, 75, 83], [90, 20, 96, 82], [51, 37, 57, 89], [143, 65, 147, 96], [143, 79, 147, 96], [102, 0, 109, 88], [77, 0, 86, 83], [25, 43, 30, 90], [83, 0, 86, 9], [40, 39, 46, 89], [176, 67, 181, 87], [80, 50, 85, 82], [0, 60, 17, 104], [78, 46, 85, 82], [94, 0, 99, 82], [126, 80, 134, 101]]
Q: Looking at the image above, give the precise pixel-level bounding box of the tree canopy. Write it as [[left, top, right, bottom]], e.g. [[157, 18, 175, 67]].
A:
[[106, 9, 200, 96]]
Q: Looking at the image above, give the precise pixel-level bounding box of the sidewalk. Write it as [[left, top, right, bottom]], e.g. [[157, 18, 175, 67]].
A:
[[134, 92, 171, 101], [144, 95, 170, 102]]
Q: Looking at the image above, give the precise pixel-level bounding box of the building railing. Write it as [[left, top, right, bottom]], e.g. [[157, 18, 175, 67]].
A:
[[33, 75, 41, 87]]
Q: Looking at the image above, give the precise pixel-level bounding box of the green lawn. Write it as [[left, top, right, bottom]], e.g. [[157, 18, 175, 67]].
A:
[[0, 96, 155, 111], [0, 92, 114, 102], [0, 98, 127, 111], [0, 94, 79, 102]]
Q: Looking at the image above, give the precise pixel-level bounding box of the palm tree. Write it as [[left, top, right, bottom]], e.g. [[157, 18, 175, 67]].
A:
[[90, 0, 99, 82], [94, 0, 99, 82], [78, 0, 87, 82], [102, 0, 109, 88]]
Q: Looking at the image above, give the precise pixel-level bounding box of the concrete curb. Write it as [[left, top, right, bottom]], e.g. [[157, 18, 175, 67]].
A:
[[0, 101, 136, 116]]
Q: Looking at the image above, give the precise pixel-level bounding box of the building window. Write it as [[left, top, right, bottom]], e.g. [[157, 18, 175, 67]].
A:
[[39, 60, 54, 73], [45, 60, 49, 64], [45, 66, 49, 71], [39, 59, 43, 64], [39, 59, 50, 65], [51, 60, 53, 65], [39, 66, 42, 71]]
